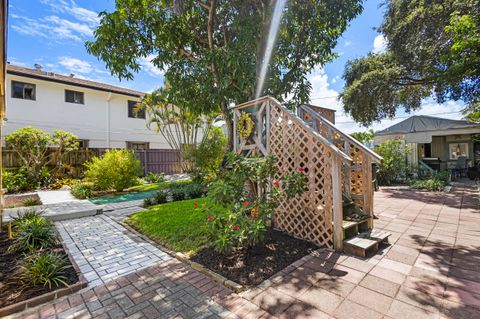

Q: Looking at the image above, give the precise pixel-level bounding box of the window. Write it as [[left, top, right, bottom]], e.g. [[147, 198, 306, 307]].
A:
[[12, 81, 36, 100], [65, 90, 84, 104], [127, 142, 149, 150], [128, 100, 145, 119], [449, 143, 469, 160], [77, 139, 89, 148]]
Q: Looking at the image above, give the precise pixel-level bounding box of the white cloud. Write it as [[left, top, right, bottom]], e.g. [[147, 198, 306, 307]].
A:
[[58, 56, 92, 74], [7, 57, 28, 67], [372, 34, 387, 54], [11, 1, 98, 42], [139, 54, 165, 78], [343, 40, 352, 47]]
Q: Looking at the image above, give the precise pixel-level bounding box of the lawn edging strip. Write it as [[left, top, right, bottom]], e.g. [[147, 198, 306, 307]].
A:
[[120, 220, 245, 292], [0, 238, 88, 318]]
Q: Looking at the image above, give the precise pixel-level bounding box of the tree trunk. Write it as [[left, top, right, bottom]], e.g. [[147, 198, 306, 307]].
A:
[[225, 115, 234, 151]]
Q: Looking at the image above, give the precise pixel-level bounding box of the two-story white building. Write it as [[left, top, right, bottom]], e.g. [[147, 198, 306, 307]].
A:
[[5, 64, 170, 149]]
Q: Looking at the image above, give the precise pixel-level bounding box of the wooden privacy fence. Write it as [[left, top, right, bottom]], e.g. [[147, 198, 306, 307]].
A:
[[2, 148, 182, 176]]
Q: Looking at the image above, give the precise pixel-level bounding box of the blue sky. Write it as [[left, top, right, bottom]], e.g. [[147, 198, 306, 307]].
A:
[[7, 0, 464, 132]]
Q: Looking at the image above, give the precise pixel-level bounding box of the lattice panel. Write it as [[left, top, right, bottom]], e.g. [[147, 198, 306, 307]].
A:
[[269, 105, 334, 247]]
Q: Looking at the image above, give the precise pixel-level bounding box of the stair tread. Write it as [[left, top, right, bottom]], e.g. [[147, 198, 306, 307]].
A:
[[359, 229, 391, 241], [344, 236, 378, 249], [342, 219, 369, 229]]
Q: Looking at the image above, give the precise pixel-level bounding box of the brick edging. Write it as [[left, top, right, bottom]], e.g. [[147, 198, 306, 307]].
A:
[[0, 232, 88, 317]]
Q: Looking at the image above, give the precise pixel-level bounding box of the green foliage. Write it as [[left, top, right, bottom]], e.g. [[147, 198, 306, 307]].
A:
[[143, 172, 165, 184], [143, 197, 154, 208], [23, 198, 42, 207], [341, 0, 480, 126], [5, 127, 79, 187], [350, 129, 375, 144], [154, 191, 168, 204], [170, 187, 187, 202], [185, 127, 227, 181], [2, 168, 31, 193], [9, 211, 58, 253], [127, 198, 226, 255], [84, 149, 142, 192], [206, 211, 266, 254], [20, 252, 69, 289], [48, 178, 79, 190], [86, 1, 363, 145], [411, 170, 450, 191], [374, 140, 411, 186], [71, 183, 93, 199], [203, 153, 306, 253], [128, 179, 192, 192]]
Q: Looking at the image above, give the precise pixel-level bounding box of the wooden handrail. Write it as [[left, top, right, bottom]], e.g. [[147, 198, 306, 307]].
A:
[[299, 104, 383, 163], [232, 96, 353, 164]]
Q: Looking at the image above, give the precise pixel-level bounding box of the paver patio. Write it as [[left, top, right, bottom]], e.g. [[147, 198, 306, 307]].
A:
[[9, 183, 480, 319]]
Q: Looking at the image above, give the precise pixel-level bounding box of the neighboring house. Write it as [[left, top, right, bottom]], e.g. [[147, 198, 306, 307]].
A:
[[5, 64, 171, 149], [374, 115, 480, 171]]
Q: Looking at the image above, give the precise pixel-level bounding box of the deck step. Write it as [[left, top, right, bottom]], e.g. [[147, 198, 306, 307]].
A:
[[359, 229, 391, 243], [342, 219, 369, 230], [343, 237, 378, 257]]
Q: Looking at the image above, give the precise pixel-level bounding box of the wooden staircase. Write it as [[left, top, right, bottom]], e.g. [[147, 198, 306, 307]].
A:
[[230, 97, 388, 255], [298, 104, 391, 257]]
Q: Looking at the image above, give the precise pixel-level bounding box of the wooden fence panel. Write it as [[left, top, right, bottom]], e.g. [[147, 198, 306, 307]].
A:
[[2, 148, 182, 176]]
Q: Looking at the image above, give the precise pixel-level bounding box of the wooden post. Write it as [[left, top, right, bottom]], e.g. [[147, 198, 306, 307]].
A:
[[233, 111, 238, 152], [363, 156, 374, 228], [332, 156, 343, 250], [343, 141, 351, 199]]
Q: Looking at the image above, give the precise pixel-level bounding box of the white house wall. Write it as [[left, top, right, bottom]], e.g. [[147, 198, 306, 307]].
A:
[[5, 74, 172, 149]]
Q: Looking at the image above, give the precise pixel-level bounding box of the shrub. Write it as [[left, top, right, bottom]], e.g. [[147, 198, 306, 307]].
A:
[[5, 127, 79, 186], [170, 187, 187, 201], [374, 140, 411, 185], [143, 197, 154, 207], [200, 153, 307, 253], [154, 191, 168, 204], [20, 252, 69, 289], [85, 149, 143, 191], [184, 127, 227, 181], [71, 183, 93, 199], [23, 198, 42, 207], [184, 183, 205, 199], [49, 178, 79, 190], [9, 211, 58, 252], [410, 170, 450, 191], [2, 168, 33, 193], [144, 172, 165, 184]]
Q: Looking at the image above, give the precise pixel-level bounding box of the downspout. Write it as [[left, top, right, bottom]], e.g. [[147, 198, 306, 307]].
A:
[[106, 92, 112, 148]]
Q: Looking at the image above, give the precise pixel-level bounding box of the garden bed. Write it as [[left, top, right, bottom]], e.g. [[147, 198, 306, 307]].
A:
[[191, 229, 317, 287], [0, 231, 81, 311], [4, 193, 42, 208]]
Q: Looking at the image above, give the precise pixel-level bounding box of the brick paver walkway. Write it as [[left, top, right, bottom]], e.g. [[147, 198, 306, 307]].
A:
[[10, 184, 480, 319], [56, 215, 171, 287]]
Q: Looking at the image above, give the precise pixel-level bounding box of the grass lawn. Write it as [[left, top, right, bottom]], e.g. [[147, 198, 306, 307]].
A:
[[125, 198, 226, 255], [128, 179, 192, 192]]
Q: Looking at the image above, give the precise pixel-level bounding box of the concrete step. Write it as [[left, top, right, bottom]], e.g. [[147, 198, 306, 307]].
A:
[[343, 237, 379, 257], [3, 200, 103, 222]]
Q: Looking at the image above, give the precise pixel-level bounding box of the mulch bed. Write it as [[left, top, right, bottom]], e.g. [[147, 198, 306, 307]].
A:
[[0, 231, 79, 308], [4, 194, 42, 208], [191, 229, 317, 287]]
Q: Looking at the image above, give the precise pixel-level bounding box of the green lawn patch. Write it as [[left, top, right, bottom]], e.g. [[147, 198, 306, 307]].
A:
[[128, 179, 192, 192], [125, 198, 226, 255]]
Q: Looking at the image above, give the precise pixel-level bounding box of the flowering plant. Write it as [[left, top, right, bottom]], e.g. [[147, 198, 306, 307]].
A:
[[199, 152, 306, 253]]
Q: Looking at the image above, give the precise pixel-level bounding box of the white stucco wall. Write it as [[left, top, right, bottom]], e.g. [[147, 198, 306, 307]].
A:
[[5, 73, 171, 149]]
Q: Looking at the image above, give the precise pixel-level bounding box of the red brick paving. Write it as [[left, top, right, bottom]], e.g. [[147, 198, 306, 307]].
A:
[[8, 184, 480, 318]]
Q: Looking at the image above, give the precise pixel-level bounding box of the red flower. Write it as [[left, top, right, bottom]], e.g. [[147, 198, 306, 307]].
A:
[[193, 202, 198, 208], [272, 180, 280, 188], [242, 200, 250, 207], [233, 225, 239, 230], [298, 167, 305, 172], [207, 216, 214, 221]]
